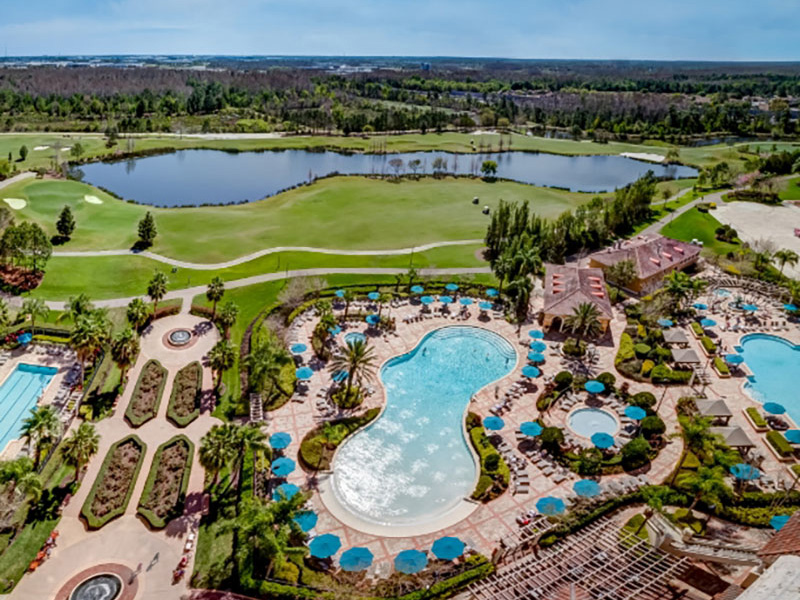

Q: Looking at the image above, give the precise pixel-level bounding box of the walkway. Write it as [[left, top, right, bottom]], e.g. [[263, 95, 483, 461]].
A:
[[639, 189, 725, 238], [0, 171, 36, 192]]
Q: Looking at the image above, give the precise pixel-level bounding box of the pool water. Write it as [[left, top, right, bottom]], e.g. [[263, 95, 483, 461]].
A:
[[344, 332, 366, 346], [568, 408, 618, 438], [740, 334, 800, 423], [714, 288, 732, 298], [0, 364, 58, 453], [331, 326, 516, 527]]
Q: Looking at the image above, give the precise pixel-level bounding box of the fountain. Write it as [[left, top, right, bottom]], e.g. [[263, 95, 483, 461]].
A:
[[69, 574, 123, 600], [168, 329, 192, 347]]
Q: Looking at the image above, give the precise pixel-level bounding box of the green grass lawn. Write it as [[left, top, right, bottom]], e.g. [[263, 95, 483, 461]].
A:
[[779, 176, 800, 201], [660, 207, 739, 256], [5, 176, 589, 262]]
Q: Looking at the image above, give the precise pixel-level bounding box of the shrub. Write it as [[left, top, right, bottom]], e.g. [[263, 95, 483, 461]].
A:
[[469, 426, 509, 501], [700, 336, 717, 355], [651, 364, 692, 384], [629, 391, 656, 408], [640, 360, 655, 377], [273, 561, 300, 584], [677, 396, 698, 416], [138, 435, 194, 529], [125, 359, 167, 427], [746, 407, 767, 428], [298, 409, 380, 470], [713, 357, 730, 375], [615, 333, 635, 364], [621, 436, 652, 470], [540, 427, 565, 455], [690, 322, 704, 337], [166, 362, 202, 427], [574, 447, 603, 476], [484, 453, 500, 471], [641, 415, 666, 438], [654, 346, 673, 362], [596, 372, 616, 391], [554, 371, 573, 390], [767, 431, 794, 458], [633, 343, 651, 358], [563, 337, 586, 357]]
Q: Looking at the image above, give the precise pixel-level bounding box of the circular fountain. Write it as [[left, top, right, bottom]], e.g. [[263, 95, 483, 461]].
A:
[[168, 329, 192, 346], [69, 574, 123, 600]]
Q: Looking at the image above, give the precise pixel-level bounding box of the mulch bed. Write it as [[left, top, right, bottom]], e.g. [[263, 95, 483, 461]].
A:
[[0, 264, 42, 291], [90, 440, 142, 518], [141, 442, 189, 520], [170, 363, 201, 420], [128, 360, 166, 422]]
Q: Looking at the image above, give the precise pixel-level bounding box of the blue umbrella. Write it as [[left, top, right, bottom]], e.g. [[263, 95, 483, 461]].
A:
[[573, 479, 602, 498], [439, 296, 453, 304], [272, 483, 300, 501], [445, 283, 459, 292], [269, 432, 292, 449], [724, 353, 744, 365], [394, 550, 428, 574], [520, 421, 543, 437], [657, 318, 674, 328], [483, 416, 505, 431], [591, 433, 615, 449], [296, 366, 314, 380], [332, 370, 348, 383], [784, 303, 798, 312], [700, 318, 717, 328], [17, 332, 32, 345], [742, 303, 759, 312], [585, 380, 605, 394], [459, 297, 473, 305], [340, 547, 373, 571], [536, 496, 566, 516], [335, 289, 346, 298], [431, 537, 465, 561], [328, 325, 342, 336], [309, 534, 341, 559], [411, 285, 425, 294], [293, 510, 318, 532], [785, 430, 800, 444], [290, 343, 307, 354], [730, 463, 760, 481], [271, 457, 296, 477], [528, 352, 545, 363], [529, 341, 547, 352], [420, 295, 435, 305], [522, 365, 540, 378], [528, 330, 545, 339], [693, 303, 708, 310], [771, 515, 791, 530], [763, 402, 786, 415], [367, 291, 381, 301], [624, 406, 647, 421], [486, 288, 498, 297], [479, 301, 493, 310], [366, 314, 380, 326]]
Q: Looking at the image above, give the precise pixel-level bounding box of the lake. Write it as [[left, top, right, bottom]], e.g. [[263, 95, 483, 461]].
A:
[[72, 149, 697, 207]]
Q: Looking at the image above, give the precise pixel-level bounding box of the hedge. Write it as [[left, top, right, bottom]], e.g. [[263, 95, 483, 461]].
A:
[[690, 322, 704, 337], [746, 407, 767, 428], [137, 435, 194, 529], [469, 425, 509, 501], [298, 408, 380, 471], [640, 360, 655, 377], [700, 336, 717, 355], [81, 435, 147, 530], [650, 364, 692, 384], [713, 357, 730, 376], [125, 359, 168, 427], [767, 431, 794, 458], [166, 361, 202, 427]]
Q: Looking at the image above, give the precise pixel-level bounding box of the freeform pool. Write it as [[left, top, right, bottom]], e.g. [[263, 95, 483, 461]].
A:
[[568, 408, 618, 438], [0, 364, 58, 453], [331, 326, 516, 527], [740, 334, 800, 424]]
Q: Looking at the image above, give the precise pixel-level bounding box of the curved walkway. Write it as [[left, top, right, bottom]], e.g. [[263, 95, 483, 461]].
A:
[[0, 171, 36, 192], [52, 239, 484, 270]]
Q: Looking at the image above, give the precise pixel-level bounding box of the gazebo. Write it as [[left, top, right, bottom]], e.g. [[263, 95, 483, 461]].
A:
[[662, 329, 689, 347], [670, 348, 701, 366], [711, 426, 755, 455], [695, 399, 733, 425]]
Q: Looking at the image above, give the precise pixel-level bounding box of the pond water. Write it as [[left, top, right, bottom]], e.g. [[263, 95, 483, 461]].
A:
[[72, 149, 697, 207]]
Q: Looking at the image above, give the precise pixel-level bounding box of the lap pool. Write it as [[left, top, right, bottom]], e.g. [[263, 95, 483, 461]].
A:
[[740, 334, 800, 423], [330, 326, 516, 528], [0, 364, 58, 453]]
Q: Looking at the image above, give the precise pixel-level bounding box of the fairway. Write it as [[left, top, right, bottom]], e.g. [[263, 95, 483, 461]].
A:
[[6, 176, 592, 262], [660, 207, 739, 256]]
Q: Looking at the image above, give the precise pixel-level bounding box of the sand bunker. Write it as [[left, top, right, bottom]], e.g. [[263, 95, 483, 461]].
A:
[[32, 146, 49, 151], [84, 195, 104, 205], [3, 198, 27, 210], [621, 152, 665, 163]]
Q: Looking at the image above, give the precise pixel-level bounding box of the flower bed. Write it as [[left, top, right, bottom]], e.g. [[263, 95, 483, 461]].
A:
[[166, 362, 202, 427], [81, 435, 147, 529], [138, 435, 194, 529], [125, 359, 167, 427]]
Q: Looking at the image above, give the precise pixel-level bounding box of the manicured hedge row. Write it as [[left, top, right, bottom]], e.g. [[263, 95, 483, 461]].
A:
[[469, 423, 509, 501], [745, 407, 768, 429], [125, 359, 168, 427], [700, 336, 717, 355], [713, 357, 730, 376], [767, 430, 794, 458], [81, 435, 147, 530], [166, 362, 202, 427], [137, 435, 194, 529]]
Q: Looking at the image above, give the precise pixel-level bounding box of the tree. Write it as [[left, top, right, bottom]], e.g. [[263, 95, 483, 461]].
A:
[[126, 297, 149, 330], [56, 206, 75, 240], [773, 249, 799, 276], [245, 335, 291, 397], [70, 311, 109, 382], [217, 301, 239, 336], [61, 422, 100, 483], [329, 338, 377, 401], [18, 145, 28, 162], [21, 297, 49, 337], [137, 212, 157, 247], [493, 252, 515, 297], [682, 465, 730, 513], [206, 276, 225, 318], [199, 424, 237, 487], [506, 275, 533, 330], [70, 143, 85, 160], [662, 270, 703, 310], [636, 486, 671, 535], [480, 160, 498, 178], [565, 302, 603, 338], [147, 271, 168, 315], [606, 259, 637, 288], [110, 327, 140, 382], [67, 293, 94, 322], [670, 416, 719, 484], [231, 424, 267, 484], [208, 339, 236, 389], [20, 405, 61, 468], [0, 298, 10, 331], [621, 436, 652, 470]]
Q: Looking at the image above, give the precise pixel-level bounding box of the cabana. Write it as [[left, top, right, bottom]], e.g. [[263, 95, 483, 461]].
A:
[[695, 399, 733, 425], [662, 328, 689, 347], [711, 426, 755, 455], [670, 348, 701, 365]]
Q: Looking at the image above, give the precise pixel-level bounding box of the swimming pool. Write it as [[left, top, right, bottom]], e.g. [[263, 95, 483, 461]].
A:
[[740, 334, 800, 424], [344, 332, 366, 346], [0, 364, 58, 453], [568, 408, 618, 438], [331, 326, 516, 527], [714, 288, 732, 298]]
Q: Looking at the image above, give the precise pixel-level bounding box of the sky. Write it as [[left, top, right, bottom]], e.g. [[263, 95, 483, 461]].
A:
[[0, 0, 798, 61]]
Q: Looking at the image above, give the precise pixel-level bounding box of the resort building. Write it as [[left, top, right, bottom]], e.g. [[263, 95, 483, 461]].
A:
[[588, 234, 701, 295], [540, 264, 613, 334]]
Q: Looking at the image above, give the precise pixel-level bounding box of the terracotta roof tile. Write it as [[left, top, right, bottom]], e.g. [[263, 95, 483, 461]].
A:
[[589, 234, 701, 280], [542, 264, 613, 318], [759, 512, 800, 558]]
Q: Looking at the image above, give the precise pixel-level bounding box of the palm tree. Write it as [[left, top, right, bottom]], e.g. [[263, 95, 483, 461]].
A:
[[378, 292, 392, 319], [20, 405, 62, 468], [126, 297, 150, 331], [774, 249, 799, 276], [232, 424, 267, 484], [515, 246, 541, 278], [20, 297, 49, 337], [329, 338, 377, 401], [206, 277, 225, 319], [493, 252, 514, 297], [669, 415, 719, 484], [663, 270, 694, 310], [61, 423, 100, 483], [245, 338, 291, 398], [208, 339, 236, 389], [217, 301, 239, 336], [506, 275, 533, 332], [682, 465, 730, 513], [15, 471, 42, 504], [199, 424, 238, 487], [66, 293, 94, 322], [606, 259, 637, 288], [110, 328, 140, 382], [0, 298, 9, 331], [147, 271, 168, 316], [565, 302, 603, 338], [340, 289, 354, 321], [70, 311, 109, 383], [635, 486, 671, 535]]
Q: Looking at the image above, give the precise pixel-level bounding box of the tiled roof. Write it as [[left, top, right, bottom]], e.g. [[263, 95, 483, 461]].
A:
[[589, 234, 701, 280], [759, 513, 800, 558], [542, 264, 613, 319], [696, 399, 733, 418], [713, 584, 744, 600]]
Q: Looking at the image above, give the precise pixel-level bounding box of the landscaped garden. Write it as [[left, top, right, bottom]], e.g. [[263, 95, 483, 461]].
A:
[[137, 435, 194, 529], [167, 362, 202, 427], [125, 359, 167, 426]]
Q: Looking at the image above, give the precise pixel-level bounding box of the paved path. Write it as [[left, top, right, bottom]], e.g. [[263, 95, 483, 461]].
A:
[[0, 171, 36, 192], [639, 189, 725, 237], [53, 239, 484, 270]]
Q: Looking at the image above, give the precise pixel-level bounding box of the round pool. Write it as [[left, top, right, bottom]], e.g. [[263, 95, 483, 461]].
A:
[[714, 288, 732, 298], [69, 574, 123, 600], [568, 408, 618, 438], [344, 332, 366, 346]]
